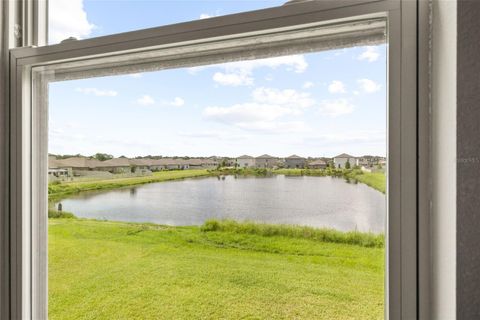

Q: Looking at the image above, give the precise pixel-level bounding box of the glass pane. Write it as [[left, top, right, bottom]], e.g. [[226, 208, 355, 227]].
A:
[[49, 0, 286, 44], [46, 24, 387, 318]]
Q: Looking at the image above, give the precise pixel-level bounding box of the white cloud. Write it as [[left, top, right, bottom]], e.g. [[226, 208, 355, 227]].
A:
[[170, 97, 185, 107], [252, 87, 314, 109], [213, 72, 253, 87], [357, 78, 381, 93], [319, 99, 355, 117], [203, 86, 315, 134], [204, 103, 299, 123], [328, 80, 346, 94], [129, 73, 143, 78], [75, 87, 117, 97], [190, 55, 308, 86], [235, 121, 309, 133], [358, 46, 380, 62], [49, 0, 95, 44], [137, 95, 155, 106], [303, 81, 314, 89], [200, 13, 213, 19]]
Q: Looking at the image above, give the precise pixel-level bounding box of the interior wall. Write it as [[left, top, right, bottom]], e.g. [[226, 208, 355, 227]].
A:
[[431, 0, 457, 318], [457, 0, 480, 318]]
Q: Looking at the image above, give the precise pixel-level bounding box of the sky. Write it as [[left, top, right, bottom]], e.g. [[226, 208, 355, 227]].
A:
[[48, 0, 387, 158]]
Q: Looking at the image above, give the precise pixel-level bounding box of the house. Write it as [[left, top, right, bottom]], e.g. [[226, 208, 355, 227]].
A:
[[185, 158, 218, 169], [96, 158, 132, 173], [284, 155, 306, 169], [307, 159, 327, 169], [130, 158, 151, 170], [255, 154, 277, 168], [356, 155, 386, 168], [237, 155, 255, 168], [54, 157, 103, 175], [148, 158, 190, 170], [48, 156, 72, 181], [333, 153, 356, 169], [202, 158, 218, 169]]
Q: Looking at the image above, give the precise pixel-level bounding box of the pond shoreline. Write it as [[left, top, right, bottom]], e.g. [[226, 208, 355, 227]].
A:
[[51, 174, 385, 233], [49, 168, 386, 202]]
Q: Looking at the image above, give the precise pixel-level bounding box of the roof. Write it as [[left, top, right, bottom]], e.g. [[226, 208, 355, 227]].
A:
[[286, 154, 305, 159], [334, 153, 356, 159], [48, 157, 61, 169], [256, 154, 276, 159], [55, 157, 102, 169], [130, 159, 151, 166], [149, 158, 185, 166], [237, 155, 254, 159], [97, 158, 132, 167]]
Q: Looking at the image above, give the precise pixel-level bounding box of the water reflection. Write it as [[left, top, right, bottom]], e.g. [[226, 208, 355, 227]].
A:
[[59, 175, 386, 233]]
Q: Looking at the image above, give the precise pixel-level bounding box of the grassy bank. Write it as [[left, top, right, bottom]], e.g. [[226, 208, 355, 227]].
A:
[[49, 219, 384, 319], [202, 220, 384, 248], [49, 168, 385, 202], [346, 171, 386, 194], [48, 169, 212, 201], [274, 168, 386, 194]]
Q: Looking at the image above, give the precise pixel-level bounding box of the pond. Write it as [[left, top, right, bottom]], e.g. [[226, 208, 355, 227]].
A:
[[57, 175, 386, 233]]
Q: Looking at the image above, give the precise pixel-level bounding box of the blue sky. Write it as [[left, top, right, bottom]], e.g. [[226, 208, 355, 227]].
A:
[[48, 0, 387, 158]]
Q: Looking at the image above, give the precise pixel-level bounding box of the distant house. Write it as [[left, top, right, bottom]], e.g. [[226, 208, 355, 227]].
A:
[[48, 156, 71, 181], [255, 154, 277, 168], [148, 158, 189, 170], [284, 155, 306, 169], [96, 158, 132, 173], [202, 158, 218, 169], [307, 159, 327, 169], [130, 158, 150, 169], [54, 157, 102, 175], [333, 153, 356, 169], [356, 155, 385, 168], [237, 155, 255, 168]]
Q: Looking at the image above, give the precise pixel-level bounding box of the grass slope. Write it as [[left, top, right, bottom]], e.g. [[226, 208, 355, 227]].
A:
[[274, 168, 386, 194], [49, 219, 384, 320], [348, 172, 386, 194], [48, 169, 212, 201]]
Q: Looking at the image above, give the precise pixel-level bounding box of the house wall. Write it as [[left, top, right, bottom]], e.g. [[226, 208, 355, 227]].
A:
[[285, 159, 306, 168], [334, 157, 355, 169], [238, 158, 255, 168], [255, 158, 275, 168]]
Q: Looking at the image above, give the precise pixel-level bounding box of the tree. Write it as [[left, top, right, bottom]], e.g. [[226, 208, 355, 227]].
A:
[[94, 153, 114, 161], [345, 160, 351, 169]]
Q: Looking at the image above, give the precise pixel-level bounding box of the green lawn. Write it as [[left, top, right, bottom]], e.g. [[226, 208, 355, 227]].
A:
[[348, 172, 386, 194], [48, 169, 212, 201], [49, 219, 384, 320]]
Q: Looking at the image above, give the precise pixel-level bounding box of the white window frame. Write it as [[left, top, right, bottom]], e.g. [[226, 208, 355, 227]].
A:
[[4, 0, 430, 319]]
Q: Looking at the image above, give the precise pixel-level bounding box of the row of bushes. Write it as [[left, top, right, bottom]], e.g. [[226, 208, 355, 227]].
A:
[[201, 219, 384, 248]]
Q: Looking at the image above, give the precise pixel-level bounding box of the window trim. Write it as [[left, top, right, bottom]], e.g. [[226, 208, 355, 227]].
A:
[[5, 0, 428, 319]]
